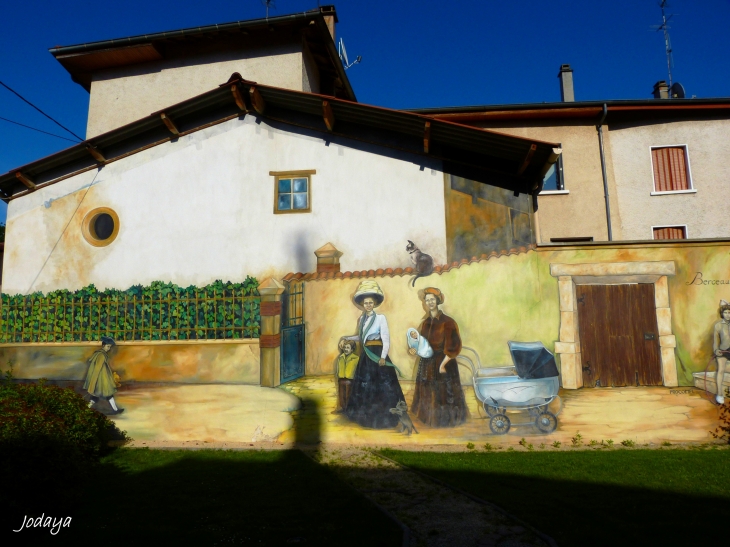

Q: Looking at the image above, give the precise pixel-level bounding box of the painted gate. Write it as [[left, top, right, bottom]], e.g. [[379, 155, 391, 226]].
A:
[[280, 281, 305, 383], [577, 283, 663, 387]]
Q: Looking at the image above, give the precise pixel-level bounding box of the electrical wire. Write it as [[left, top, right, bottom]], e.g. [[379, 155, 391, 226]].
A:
[[0, 115, 79, 143], [0, 80, 83, 141]]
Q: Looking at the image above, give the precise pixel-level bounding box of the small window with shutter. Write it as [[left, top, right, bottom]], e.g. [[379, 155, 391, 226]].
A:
[[652, 225, 687, 240], [651, 145, 693, 193]]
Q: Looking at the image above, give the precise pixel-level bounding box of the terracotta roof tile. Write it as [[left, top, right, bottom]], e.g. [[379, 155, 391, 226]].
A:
[[282, 245, 535, 282]]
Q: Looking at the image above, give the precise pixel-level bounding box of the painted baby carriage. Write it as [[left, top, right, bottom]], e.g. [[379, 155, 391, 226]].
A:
[[457, 341, 562, 435]]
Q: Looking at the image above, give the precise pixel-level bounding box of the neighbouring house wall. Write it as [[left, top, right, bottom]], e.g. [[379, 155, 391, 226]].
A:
[[445, 175, 534, 262], [1, 341, 260, 384], [86, 43, 305, 137], [607, 118, 730, 240], [471, 121, 621, 243], [4, 116, 446, 295], [301, 40, 320, 94], [300, 240, 730, 388]]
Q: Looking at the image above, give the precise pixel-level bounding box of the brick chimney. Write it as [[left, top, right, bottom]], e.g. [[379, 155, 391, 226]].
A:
[[558, 64, 575, 102], [653, 80, 669, 99], [314, 242, 343, 273]]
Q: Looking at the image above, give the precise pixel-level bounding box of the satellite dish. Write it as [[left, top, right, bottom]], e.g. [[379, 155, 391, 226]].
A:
[[338, 38, 362, 70], [670, 82, 686, 99]]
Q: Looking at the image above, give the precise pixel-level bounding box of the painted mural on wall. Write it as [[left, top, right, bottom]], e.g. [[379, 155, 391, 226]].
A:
[[2, 237, 729, 445]]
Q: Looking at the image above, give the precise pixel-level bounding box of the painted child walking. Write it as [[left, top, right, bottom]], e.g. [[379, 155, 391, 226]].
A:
[[334, 340, 359, 414], [84, 336, 124, 415]]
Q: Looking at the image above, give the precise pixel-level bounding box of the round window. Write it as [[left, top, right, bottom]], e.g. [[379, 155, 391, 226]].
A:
[[82, 208, 120, 247]]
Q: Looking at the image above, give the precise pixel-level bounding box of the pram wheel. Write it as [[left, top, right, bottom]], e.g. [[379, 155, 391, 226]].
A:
[[489, 414, 511, 435], [535, 411, 557, 434]]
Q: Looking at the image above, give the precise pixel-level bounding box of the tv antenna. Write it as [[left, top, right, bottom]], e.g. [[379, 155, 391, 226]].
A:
[[651, 1, 675, 88], [261, 0, 276, 19], [338, 38, 362, 70]]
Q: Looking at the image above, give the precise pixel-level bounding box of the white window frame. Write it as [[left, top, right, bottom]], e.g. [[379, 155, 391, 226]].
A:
[[651, 224, 688, 240], [649, 144, 696, 196], [539, 146, 566, 194]]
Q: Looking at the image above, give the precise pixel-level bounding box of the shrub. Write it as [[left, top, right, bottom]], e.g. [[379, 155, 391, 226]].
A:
[[621, 439, 636, 448], [0, 368, 129, 512]]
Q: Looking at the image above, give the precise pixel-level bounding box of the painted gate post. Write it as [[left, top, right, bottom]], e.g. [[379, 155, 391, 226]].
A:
[[258, 277, 285, 387]]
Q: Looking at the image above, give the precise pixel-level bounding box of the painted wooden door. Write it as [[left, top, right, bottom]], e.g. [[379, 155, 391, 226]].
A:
[[577, 284, 662, 387]]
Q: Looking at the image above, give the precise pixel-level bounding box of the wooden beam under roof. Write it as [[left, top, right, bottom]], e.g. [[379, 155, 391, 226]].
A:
[[423, 121, 431, 154], [231, 85, 247, 111], [322, 100, 335, 131], [15, 172, 36, 190], [86, 145, 106, 163], [517, 144, 537, 175], [160, 113, 179, 136], [249, 87, 265, 115]]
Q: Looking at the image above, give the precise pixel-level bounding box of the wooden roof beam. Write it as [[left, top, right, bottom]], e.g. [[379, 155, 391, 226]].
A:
[[250, 86, 265, 115], [160, 113, 179, 136], [231, 85, 247, 111], [517, 144, 537, 175], [85, 144, 106, 163], [15, 172, 36, 190], [322, 100, 335, 131], [424, 121, 431, 154]]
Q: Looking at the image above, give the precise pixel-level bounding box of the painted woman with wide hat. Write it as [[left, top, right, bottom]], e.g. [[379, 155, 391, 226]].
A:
[[340, 280, 405, 429]]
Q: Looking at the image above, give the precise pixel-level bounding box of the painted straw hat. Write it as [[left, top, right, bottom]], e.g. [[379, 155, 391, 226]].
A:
[[353, 280, 385, 307], [423, 287, 445, 304]]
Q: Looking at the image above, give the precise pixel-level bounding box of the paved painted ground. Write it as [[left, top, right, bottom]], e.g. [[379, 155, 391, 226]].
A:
[[110, 376, 720, 447]]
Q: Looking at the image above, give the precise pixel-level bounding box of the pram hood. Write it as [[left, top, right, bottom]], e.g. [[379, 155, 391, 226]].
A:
[[507, 341, 559, 379]]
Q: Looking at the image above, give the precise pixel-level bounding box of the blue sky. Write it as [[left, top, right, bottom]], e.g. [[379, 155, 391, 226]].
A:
[[1, 0, 729, 223]]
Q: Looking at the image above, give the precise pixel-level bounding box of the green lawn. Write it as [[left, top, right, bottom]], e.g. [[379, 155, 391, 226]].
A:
[[7, 448, 401, 546], [381, 447, 730, 547]]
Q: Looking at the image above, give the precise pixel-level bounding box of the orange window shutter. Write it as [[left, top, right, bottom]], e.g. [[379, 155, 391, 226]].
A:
[[653, 226, 686, 240], [652, 147, 688, 191]]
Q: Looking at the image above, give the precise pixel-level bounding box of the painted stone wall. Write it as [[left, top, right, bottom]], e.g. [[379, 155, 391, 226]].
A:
[[1, 341, 260, 384], [445, 175, 534, 262], [301, 240, 730, 388]]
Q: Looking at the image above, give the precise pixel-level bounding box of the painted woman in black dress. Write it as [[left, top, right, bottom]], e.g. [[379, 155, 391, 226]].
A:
[[410, 287, 469, 427], [340, 280, 405, 429]]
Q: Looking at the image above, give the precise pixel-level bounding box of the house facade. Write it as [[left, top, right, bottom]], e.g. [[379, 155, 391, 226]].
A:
[[52, 6, 353, 138], [414, 74, 730, 243]]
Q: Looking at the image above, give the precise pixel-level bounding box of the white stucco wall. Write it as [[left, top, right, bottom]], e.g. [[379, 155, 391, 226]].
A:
[[86, 44, 307, 138], [4, 116, 446, 295], [608, 119, 730, 240]]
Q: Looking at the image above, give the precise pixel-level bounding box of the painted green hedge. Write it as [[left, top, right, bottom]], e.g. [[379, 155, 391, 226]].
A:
[[0, 277, 261, 343]]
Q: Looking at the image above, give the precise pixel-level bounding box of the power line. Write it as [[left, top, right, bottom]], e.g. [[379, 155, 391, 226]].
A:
[[0, 80, 83, 141], [0, 115, 79, 143]]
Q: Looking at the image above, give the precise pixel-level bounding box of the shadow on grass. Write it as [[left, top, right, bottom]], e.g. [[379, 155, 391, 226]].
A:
[[3, 395, 401, 546], [382, 449, 730, 547]]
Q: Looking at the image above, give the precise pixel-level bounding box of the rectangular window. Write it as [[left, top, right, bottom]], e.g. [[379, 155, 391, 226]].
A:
[[541, 150, 565, 191], [652, 225, 687, 240], [270, 170, 315, 214], [651, 146, 691, 193]]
